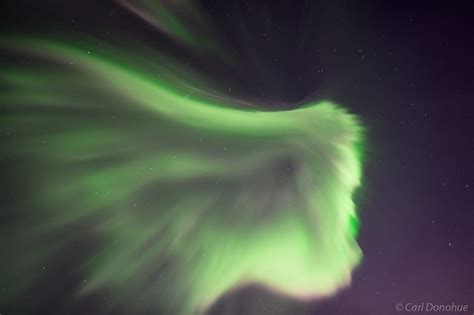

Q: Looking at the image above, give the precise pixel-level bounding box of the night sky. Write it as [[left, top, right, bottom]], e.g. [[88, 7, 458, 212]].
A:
[[1, 1, 473, 314]]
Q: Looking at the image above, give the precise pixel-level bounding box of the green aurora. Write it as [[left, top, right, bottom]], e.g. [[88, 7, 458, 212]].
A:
[[0, 2, 366, 314]]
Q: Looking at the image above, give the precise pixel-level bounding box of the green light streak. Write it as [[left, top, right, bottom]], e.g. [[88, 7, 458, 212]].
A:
[[117, 0, 224, 54], [0, 38, 365, 314]]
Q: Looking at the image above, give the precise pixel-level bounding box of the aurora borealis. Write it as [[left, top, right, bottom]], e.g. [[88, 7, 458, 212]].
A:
[[0, 1, 366, 314], [1, 34, 364, 313], [3, 1, 473, 315]]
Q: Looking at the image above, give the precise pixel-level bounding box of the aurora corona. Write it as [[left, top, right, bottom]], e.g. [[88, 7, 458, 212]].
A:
[[0, 2, 366, 314]]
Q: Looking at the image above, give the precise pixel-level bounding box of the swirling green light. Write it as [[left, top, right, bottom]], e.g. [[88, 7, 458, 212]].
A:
[[1, 38, 365, 314]]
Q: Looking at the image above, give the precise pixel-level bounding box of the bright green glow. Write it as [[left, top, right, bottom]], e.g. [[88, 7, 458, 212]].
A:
[[0, 38, 365, 314]]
